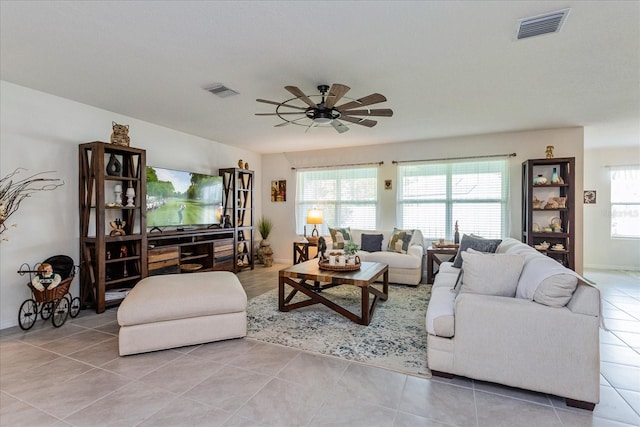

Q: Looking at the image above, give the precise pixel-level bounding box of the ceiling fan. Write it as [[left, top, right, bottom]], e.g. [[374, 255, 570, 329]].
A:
[[256, 84, 393, 133]]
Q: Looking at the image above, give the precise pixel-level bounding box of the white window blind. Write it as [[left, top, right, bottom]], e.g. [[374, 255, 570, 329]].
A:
[[296, 167, 378, 234], [610, 165, 640, 238], [397, 159, 509, 240]]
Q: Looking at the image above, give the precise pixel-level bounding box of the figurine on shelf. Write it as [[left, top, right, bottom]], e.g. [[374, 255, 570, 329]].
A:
[[31, 263, 61, 292], [110, 121, 130, 147], [109, 218, 126, 236], [545, 145, 554, 158]]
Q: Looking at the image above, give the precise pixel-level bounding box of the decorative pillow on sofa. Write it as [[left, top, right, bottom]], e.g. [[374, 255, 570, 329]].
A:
[[329, 227, 352, 249], [460, 249, 524, 297], [515, 255, 579, 307], [361, 234, 384, 252], [452, 234, 502, 268], [387, 228, 415, 254]]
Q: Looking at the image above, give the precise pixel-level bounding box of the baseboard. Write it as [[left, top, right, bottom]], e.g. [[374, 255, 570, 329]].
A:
[[584, 264, 640, 271]]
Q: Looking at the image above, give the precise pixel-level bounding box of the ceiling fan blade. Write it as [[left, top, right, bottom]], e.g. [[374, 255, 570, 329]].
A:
[[339, 115, 377, 127], [331, 120, 349, 134], [339, 108, 393, 117], [274, 116, 308, 127], [336, 93, 387, 111], [256, 99, 307, 110], [255, 112, 305, 116], [285, 86, 317, 108], [325, 84, 350, 108]]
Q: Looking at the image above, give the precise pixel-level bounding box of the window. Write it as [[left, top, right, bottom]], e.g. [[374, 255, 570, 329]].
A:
[[610, 165, 640, 238], [295, 167, 378, 234], [397, 159, 510, 240]]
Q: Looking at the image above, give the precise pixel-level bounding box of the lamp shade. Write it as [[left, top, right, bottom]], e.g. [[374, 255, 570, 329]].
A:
[[306, 208, 323, 225]]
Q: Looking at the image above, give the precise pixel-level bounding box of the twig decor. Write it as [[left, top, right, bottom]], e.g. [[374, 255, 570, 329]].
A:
[[0, 168, 64, 238]]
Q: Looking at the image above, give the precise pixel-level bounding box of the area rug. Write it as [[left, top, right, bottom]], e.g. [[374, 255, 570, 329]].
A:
[[247, 283, 431, 377]]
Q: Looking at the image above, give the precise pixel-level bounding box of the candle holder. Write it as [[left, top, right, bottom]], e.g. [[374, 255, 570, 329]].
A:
[[125, 187, 135, 207], [114, 184, 123, 206]]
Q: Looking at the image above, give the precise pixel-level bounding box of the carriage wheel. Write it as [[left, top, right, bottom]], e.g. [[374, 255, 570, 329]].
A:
[[18, 299, 38, 330], [40, 301, 54, 320], [69, 296, 81, 318], [51, 297, 69, 328]]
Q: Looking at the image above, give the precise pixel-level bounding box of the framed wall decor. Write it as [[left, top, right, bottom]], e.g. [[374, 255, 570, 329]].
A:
[[271, 180, 286, 202], [583, 190, 597, 204]]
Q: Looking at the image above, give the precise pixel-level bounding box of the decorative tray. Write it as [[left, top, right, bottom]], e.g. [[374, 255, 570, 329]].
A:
[[180, 263, 203, 271], [318, 257, 361, 272], [431, 242, 459, 249]]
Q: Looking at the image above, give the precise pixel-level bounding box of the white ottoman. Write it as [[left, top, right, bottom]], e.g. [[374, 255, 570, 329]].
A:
[[117, 271, 247, 356]]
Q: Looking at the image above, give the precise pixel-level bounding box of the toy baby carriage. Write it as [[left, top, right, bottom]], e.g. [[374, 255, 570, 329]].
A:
[[17, 255, 81, 330]]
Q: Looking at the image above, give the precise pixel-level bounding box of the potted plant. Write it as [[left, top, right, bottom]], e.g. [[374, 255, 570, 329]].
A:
[[257, 217, 274, 267], [342, 241, 360, 265]]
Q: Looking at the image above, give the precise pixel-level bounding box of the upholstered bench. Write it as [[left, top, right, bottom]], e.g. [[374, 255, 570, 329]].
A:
[[117, 271, 247, 356]]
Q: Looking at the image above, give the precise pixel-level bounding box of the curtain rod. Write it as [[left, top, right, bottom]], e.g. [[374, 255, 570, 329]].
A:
[[392, 153, 516, 164], [291, 161, 384, 171]]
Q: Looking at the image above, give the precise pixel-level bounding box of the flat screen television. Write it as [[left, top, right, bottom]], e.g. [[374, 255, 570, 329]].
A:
[[146, 166, 223, 230]]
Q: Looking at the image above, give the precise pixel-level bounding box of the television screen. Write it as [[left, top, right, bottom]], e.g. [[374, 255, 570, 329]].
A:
[[146, 166, 223, 229]]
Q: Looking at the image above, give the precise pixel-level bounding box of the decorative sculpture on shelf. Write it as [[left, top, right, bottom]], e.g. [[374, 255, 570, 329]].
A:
[[109, 218, 126, 236], [545, 145, 554, 158], [110, 121, 130, 146]]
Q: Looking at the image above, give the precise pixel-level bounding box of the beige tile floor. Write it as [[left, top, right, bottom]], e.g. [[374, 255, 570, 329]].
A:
[[1, 267, 638, 426]]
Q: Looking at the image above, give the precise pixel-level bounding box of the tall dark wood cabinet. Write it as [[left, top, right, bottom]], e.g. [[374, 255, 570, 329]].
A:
[[219, 168, 254, 272], [522, 157, 575, 270], [79, 142, 147, 313]]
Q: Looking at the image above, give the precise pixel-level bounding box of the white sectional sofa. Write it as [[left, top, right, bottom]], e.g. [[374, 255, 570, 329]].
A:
[[328, 228, 424, 286], [425, 237, 601, 410]]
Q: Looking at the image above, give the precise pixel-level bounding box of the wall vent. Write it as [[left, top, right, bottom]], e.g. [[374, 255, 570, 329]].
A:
[[516, 8, 570, 40], [206, 84, 239, 98]]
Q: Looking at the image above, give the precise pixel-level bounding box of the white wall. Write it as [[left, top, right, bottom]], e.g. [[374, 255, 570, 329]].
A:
[[262, 128, 585, 273], [583, 146, 640, 270], [0, 81, 261, 329]]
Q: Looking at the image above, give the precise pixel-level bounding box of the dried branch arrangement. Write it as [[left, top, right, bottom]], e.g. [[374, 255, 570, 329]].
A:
[[0, 168, 64, 238]]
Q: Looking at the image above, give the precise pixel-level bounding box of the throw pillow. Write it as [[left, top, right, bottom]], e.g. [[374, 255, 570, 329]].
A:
[[329, 227, 351, 249], [452, 234, 502, 268], [387, 228, 415, 254], [361, 234, 384, 252], [460, 249, 524, 297], [515, 255, 579, 307]]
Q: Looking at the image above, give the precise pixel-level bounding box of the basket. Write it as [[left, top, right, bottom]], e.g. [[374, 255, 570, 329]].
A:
[[28, 278, 71, 303], [318, 256, 361, 271]]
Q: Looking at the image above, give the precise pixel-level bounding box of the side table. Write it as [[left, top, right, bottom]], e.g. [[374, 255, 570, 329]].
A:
[[426, 246, 459, 284], [293, 240, 318, 264]]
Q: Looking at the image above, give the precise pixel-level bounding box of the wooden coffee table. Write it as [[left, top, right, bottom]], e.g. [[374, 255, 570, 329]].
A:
[[278, 260, 389, 325]]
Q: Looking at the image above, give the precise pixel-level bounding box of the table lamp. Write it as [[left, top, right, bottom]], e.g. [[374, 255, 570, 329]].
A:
[[306, 208, 323, 244]]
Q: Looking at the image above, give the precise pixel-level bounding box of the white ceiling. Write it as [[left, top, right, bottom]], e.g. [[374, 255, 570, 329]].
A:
[[1, 1, 638, 154]]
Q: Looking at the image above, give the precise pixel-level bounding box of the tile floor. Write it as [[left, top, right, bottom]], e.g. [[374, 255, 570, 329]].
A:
[[0, 268, 638, 426]]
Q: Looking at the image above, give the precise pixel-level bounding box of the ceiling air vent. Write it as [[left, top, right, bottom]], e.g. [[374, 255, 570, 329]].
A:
[[516, 8, 570, 40], [206, 84, 239, 98]]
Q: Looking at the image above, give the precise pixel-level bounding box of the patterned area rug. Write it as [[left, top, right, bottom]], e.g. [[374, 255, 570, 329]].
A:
[[247, 283, 432, 377]]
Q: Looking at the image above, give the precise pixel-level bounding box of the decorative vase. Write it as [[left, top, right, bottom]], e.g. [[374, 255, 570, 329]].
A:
[[551, 168, 560, 184], [533, 174, 547, 186]]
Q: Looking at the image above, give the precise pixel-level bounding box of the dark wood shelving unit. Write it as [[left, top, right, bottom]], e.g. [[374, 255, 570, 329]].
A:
[[79, 142, 147, 313], [219, 168, 254, 272], [522, 157, 576, 270]]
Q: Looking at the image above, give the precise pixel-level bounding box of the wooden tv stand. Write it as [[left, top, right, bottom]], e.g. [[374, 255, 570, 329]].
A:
[[147, 228, 235, 275]]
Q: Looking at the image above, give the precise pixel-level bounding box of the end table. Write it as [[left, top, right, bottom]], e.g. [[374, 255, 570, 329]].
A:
[[426, 245, 459, 284], [293, 240, 318, 264]]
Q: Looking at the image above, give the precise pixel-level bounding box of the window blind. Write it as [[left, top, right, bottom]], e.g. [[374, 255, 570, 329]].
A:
[[296, 167, 378, 234], [610, 165, 640, 238], [397, 159, 509, 240]]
